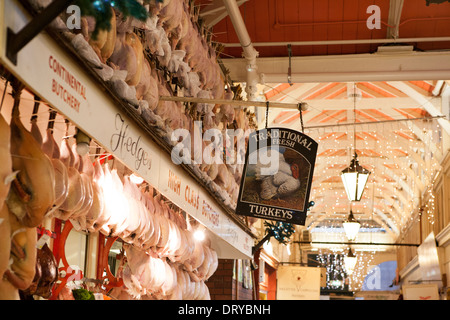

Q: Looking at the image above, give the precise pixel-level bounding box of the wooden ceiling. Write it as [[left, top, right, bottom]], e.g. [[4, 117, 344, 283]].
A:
[[199, 0, 450, 58]]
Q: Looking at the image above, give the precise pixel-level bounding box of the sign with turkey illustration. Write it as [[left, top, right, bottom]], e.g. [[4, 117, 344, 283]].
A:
[[235, 128, 317, 225]]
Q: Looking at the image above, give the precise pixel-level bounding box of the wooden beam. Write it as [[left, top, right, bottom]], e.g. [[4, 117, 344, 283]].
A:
[[222, 51, 450, 83], [159, 95, 304, 109]]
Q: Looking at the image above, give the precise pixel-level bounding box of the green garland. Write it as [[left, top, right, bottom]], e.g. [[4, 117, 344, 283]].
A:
[[75, 0, 161, 38], [72, 288, 95, 300], [264, 221, 295, 245]]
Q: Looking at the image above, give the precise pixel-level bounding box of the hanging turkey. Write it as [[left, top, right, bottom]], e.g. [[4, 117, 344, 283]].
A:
[[6, 81, 55, 228]]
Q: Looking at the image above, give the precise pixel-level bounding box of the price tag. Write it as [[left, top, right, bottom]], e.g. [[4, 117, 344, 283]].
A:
[[36, 232, 51, 249]]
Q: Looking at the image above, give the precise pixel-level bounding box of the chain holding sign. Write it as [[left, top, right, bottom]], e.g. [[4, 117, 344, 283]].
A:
[[235, 128, 318, 225]]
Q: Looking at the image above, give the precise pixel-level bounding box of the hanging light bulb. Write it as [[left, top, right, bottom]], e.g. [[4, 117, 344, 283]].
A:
[[344, 248, 357, 275], [193, 228, 206, 242], [75, 128, 91, 156], [341, 83, 371, 202], [343, 210, 361, 241], [130, 173, 144, 185]]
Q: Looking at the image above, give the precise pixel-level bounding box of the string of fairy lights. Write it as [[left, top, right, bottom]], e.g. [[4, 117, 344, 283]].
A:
[[313, 248, 376, 292]]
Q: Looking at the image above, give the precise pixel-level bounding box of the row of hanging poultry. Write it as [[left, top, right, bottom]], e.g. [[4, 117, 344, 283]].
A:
[[0, 0, 262, 299], [38, 0, 258, 210], [0, 78, 217, 300]]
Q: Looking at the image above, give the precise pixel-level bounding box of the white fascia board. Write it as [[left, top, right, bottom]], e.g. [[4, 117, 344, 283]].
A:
[[222, 50, 450, 83]]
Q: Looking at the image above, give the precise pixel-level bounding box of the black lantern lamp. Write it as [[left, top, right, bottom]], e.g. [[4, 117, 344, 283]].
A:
[[340, 152, 371, 202], [344, 248, 357, 275], [343, 210, 361, 241]]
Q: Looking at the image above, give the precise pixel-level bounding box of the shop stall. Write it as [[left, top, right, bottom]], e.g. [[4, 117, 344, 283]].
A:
[[0, 0, 255, 300]]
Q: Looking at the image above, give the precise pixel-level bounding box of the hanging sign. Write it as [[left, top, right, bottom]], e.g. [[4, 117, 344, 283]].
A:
[[277, 266, 321, 300], [235, 128, 317, 225]]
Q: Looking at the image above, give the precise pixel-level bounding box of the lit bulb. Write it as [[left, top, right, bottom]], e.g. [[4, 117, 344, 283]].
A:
[[75, 128, 91, 156], [194, 229, 205, 241], [76, 142, 90, 156], [130, 173, 144, 185]]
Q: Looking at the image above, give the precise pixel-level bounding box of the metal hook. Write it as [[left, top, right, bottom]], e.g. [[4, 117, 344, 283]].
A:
[[298, 103, 304, 133]]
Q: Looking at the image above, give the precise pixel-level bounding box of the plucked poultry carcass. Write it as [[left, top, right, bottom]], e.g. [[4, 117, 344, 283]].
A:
[[195, 244, 213, 281], [140, 189, 161, 251], [20, 243, 58, 300], [147, 0, 170, 16], [214, 163, 235, 195], [0, 112, 12, 210], [154, 74, 176, 122], [206, 248, 218, 280], [6, 85, 55, 228], [177, 21, 200, 69], [0, 113, 12, 286], [124, 32, 144, 86], [69, 148, 94, 231], [123, 244, 160, 299], [132, 197, 155, 248], [173, 226, 195, 264], [98, 163, 129, 237], [168, 50, 186, 74], [0, 210, 37, 300], [158, 0, 184, 47], [183, 237, 204, 277], [156, 29, 172, 68], [142, 65, 159, 112], [131, 185, 157, 249], [107, 167, 130, 237], [109, 31, 143, 87], [215, 88, 235, 128], [157, 205, 182, 259], [80, 7, 117, 63], [100, 9, 117, 62], [196, 90, 216, 130], [169, 5, 190, 50], [85, 158, 106, 232], [178, 119, 202, 165], [145, 254, 167, 297], [0, 205, 11, 284], [167, 265, 184, 300], [154, 260, 177, 299], [143, 16, 166, 56], [167, 102, 184, 131], [120, 176, 145, 244], [174, 60, 192, 93], [81, 16, 107, 61], [30, 105, 43, 145], [40, 117, 70, 211], [153, 194, 170, 252], [135, 58, 152, 101], [176, 266, 191, 299], [52, 133, 85, 220]]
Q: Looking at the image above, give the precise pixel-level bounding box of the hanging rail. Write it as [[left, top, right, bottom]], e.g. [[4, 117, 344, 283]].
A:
[[294, 240, 420, 247], [304, 115, 446, 130], [159, 95, 309, 110]]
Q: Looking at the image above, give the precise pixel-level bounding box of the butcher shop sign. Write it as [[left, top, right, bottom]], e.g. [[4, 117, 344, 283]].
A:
[[235, 128, 317, 225]]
